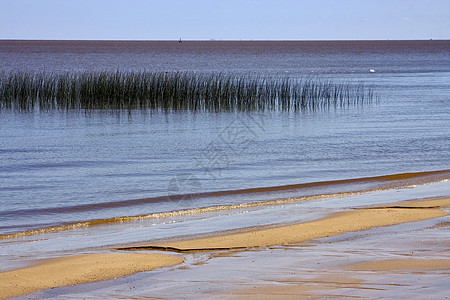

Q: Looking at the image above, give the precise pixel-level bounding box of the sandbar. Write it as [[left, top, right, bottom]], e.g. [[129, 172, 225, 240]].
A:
[[0, 253, 183, 299], [139, 198, 450, 250]]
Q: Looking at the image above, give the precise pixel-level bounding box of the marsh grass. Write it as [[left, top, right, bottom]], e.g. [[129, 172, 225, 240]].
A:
[[0, 71, 374, 112]]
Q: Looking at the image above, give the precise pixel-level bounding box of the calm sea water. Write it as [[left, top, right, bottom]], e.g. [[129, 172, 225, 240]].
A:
[[0, 40, 449, 236]]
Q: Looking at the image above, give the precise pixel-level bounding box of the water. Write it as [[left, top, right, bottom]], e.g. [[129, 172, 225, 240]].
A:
[[0, 40, 449, 237]]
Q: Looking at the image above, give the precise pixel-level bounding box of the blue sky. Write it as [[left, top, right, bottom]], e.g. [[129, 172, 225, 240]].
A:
[[1, 0, 449, 40]]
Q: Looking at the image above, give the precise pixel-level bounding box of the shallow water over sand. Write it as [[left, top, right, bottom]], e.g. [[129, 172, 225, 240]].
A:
[[1, 178, 448, 270], [13, 180, 450, 299]]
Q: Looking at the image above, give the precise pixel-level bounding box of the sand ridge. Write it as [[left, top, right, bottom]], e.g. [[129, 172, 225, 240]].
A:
[[137, 198, 450, 250], [0, 253, 183, 299]]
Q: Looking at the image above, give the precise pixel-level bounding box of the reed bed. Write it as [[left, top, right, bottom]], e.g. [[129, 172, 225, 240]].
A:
[[0, 71, 374, 112]]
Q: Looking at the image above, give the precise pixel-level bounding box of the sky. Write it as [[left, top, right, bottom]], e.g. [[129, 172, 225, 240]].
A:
[[0, 0, 449, 40]]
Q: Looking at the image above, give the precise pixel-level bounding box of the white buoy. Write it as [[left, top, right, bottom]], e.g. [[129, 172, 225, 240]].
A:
[[369, 69, 375, 73]]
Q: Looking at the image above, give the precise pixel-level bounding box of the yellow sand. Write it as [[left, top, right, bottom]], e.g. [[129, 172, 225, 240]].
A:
[[0, 253, 183, 299], [150, 198, 450, 250], [347, 259, 450, 272]]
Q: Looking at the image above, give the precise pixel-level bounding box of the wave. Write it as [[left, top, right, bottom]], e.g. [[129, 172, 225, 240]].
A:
[[1, 169, 448, 240]]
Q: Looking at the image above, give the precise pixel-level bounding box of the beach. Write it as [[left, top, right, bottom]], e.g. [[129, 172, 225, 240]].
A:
[[1, 190, 449, 298]]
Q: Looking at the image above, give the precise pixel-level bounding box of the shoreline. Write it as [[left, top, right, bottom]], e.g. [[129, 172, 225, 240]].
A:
[[124, 197, 449, 251], [2, 169, 448, 241], [1, 197, 448, 299]]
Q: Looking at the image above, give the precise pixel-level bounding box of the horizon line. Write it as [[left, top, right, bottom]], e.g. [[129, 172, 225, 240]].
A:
[[0, 38, 448, 42]]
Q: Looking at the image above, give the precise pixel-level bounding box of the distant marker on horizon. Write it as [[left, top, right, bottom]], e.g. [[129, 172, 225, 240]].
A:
[[369, 69, 375, 73]]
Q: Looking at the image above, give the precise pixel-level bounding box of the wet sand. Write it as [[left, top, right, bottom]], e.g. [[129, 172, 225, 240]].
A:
[[222, 223, 450, 299], [0, 253, 183, 299], [227, 259, 450, 299], [1, 197, 449, 299], [347, 258, 450, 271]]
